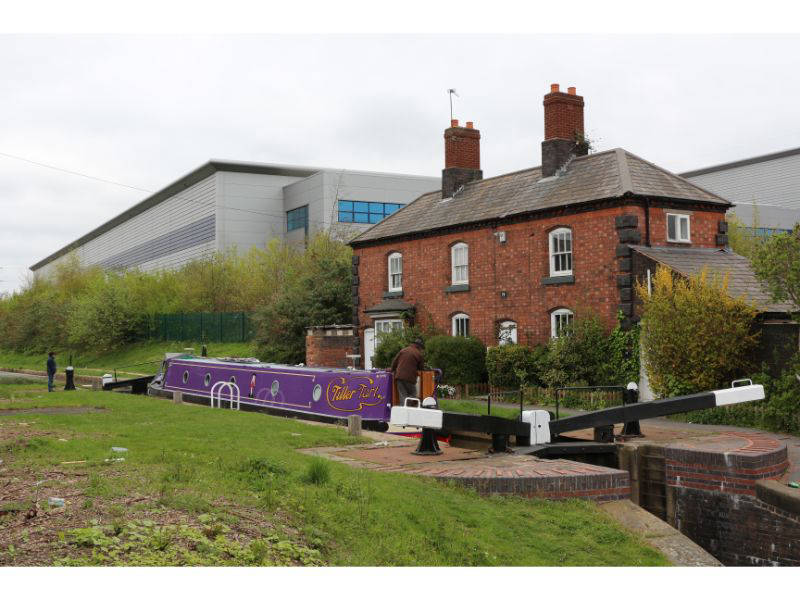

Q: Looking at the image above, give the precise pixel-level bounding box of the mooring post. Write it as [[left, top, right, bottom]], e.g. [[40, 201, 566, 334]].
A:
[[347, 415, 362, 436], [172, 391, 183, 405]]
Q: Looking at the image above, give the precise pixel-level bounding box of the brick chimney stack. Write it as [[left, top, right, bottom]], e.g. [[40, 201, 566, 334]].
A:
[[442, 119, 483, 198], [541, 84, 588, 178]]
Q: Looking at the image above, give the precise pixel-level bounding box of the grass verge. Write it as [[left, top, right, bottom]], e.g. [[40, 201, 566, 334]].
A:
[[0, 382, 667, 566], [0, 341, 256, 379]]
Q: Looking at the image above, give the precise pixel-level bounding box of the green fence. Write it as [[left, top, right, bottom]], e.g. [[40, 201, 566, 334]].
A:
[[150, 312, 255, 343]]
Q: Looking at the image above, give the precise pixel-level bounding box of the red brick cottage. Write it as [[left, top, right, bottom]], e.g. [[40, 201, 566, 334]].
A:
[[348, 84, 734, 369]]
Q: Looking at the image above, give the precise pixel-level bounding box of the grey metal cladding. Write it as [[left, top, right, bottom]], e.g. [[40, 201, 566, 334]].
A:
[[99, 215, 216, 270]]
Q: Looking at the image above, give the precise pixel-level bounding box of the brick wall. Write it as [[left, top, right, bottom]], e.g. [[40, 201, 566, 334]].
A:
[[662, 436, 798, 565], [354, 200, 727, 350], [669, 486, 800, 566], [543, 87, 584, 141], [444, 121, 480, 170], [305, 327, 356, 368]]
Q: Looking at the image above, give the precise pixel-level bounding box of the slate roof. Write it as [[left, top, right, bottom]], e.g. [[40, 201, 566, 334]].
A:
[[631, 245, 794, 314], [364, 298, 415, 314], [352, 148, 729, 245]]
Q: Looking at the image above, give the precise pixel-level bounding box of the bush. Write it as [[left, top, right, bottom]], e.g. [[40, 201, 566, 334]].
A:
[[636, 265, 759, 398], [424, 335, 487, 385], [486, 344, 549, 388], [371, 325, 423, 369], [252, 233, 353, 365], [541, 314, 639, 388], [679, 355, 800, 434]]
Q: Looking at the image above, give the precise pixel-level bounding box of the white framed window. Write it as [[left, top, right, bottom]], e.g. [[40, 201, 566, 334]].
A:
[[375, 319, 403, 336], [549, 228, 573, 276], [667, 213, 691, 243], [498, 320, 518, 345], [551, 309, 574, 338], [451, 242, 469, 285], [388, 252, 403, 291], [452, 313, 470, 337]]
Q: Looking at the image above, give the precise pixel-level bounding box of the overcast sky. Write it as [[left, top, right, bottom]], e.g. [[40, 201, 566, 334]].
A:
[[2, 34, 800, 294]]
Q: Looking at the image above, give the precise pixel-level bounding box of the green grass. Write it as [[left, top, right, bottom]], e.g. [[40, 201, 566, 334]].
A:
[[0, 341, 255, 378], [438, 397, 578, 420], [0, 382, 668, 566]]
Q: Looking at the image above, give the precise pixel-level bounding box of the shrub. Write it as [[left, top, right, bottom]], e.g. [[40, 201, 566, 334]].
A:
[[371, 325, 423, 369], [424, 335, 487, 385], [542, 314, 639, 388], [636, 265, 759, 398], [679, 355, 800, 434], [486, 344, 549, 388]]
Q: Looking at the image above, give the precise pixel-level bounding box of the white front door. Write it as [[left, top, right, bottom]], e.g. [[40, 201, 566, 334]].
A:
[[364, 328, 375, 370]]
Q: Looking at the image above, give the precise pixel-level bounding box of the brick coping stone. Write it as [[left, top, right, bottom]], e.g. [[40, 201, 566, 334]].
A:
[[301, 441, 630, 501]]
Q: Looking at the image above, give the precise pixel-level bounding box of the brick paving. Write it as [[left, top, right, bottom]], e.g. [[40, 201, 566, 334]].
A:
[[300, 418, 794, 503]]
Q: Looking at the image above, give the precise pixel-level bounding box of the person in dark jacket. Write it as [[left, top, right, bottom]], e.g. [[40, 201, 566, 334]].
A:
[[46, 352, 57, 392], [390, 338, 425, 403]]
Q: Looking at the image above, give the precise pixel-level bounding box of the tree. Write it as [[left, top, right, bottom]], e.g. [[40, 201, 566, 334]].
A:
[[253, 232, 352, 365], [636, 265, 759, 398], [752, 224, 800, 313]]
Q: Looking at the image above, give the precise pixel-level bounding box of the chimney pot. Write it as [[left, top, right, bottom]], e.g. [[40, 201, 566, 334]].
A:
[[550, 83, 560, 93], [451, 119, 459, 127], [568, 86, 576, 95], [466, 121, 474, 129]]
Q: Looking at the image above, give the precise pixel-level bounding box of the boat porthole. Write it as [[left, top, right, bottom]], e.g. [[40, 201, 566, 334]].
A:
[[204, 373, 212, 387], [271, 380, 279, 397], [312, 384, 322, 402], [182, 370, 189, 384], [229, 376, 237, 385]]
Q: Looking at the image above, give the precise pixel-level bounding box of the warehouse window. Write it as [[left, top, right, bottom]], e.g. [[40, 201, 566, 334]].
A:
[[287, 205, 309, 233], [338, 200, 404, 224], [549, 228, 573, 276]]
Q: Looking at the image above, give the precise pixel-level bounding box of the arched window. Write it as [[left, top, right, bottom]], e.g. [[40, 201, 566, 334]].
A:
[[551, 308, 574, 338], [498, 320, 517, 345], [451, 242, 469, 285], [388, 252, 403, 292], [452, 313, 470, 337], [549, 228, 573, 276]]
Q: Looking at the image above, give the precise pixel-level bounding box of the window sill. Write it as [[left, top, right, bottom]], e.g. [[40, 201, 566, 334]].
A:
[[445, 284, 470, 293], [666, 239, 692, 244], [542, 275, 575, 285], [383, 291, 404, 299]]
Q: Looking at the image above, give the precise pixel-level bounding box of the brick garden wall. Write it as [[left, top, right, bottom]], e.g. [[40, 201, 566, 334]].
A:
[[305, 327, 356, 368]]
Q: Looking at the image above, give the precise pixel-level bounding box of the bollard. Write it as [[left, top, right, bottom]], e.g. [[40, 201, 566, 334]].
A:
[[64, 366, 76, 391], [347, 415, 362, 436], [172, 391, 183, 405]]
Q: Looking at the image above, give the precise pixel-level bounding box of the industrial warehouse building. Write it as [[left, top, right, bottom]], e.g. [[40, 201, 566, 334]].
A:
[[681, 146, 800, 235], [30, 160, 438, 278]]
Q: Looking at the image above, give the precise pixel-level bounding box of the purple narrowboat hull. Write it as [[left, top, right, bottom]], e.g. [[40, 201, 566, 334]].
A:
[[154, 356, 393, 423]]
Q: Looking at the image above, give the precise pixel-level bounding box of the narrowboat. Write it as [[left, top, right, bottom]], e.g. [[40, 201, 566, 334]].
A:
[[148, 353, 436, 431]]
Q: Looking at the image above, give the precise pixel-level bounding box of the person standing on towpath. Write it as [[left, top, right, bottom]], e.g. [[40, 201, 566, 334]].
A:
[[46, 351, 57, 392]]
